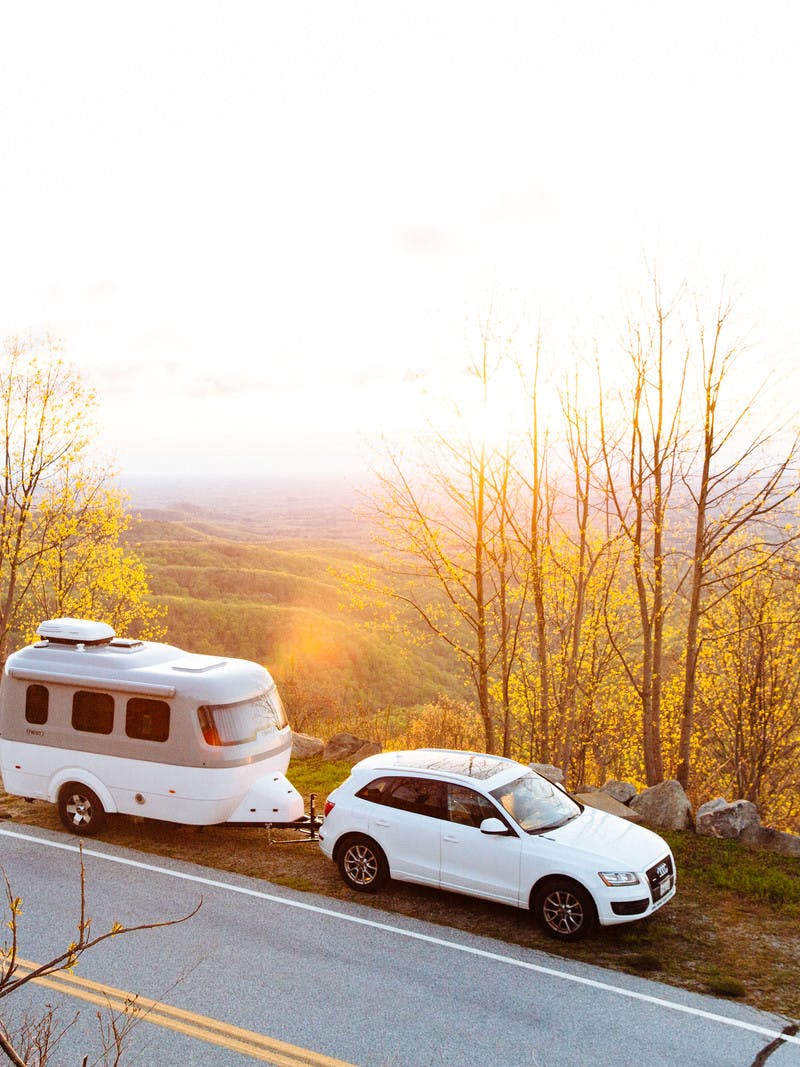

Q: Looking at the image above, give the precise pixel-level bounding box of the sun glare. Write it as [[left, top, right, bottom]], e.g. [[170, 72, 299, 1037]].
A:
[[427, 359, 561, 457]]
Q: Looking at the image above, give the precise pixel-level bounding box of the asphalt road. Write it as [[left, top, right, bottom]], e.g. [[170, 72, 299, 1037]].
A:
[[0, 823, 798, 1067]]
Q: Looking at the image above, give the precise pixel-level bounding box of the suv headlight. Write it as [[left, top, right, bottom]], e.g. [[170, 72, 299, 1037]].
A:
[[598, 871, 640, 887]]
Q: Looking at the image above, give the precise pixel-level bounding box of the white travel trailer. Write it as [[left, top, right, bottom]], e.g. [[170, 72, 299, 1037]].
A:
[[0, 618, 308, 836]]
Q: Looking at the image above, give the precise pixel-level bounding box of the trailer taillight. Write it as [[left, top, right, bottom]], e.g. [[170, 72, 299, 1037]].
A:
[[323, 799, 335, 817]]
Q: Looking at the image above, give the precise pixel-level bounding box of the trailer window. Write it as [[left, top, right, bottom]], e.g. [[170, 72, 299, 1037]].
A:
[[72, 691, 114, 735], [126, 698, 170, 742], [198, 688, 288, 747], [25, 684, 49, 725]]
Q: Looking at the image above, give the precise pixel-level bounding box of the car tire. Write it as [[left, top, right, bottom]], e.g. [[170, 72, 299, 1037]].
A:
[[533, 878, 596, 942], [58, 783, 107, 836], [336, 835, 389, 893]]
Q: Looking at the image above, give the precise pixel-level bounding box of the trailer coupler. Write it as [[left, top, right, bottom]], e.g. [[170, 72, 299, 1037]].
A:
[[226, 793, 323, 843]]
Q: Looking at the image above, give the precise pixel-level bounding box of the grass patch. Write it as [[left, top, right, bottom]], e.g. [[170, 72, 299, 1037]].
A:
[[663, 831, 800, 909], [286, 756, 353, 802], [627, 953, 663, 973], [704, 974, 747, 999], [271, 875, 316, 893]]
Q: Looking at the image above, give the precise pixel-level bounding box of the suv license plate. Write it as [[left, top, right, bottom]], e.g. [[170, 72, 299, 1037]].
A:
[[654, 877, 672, 900]]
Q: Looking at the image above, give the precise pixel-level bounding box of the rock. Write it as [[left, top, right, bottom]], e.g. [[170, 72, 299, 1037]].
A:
[[574, 783, 599, 794], [529, 763, 564, 785], [695, 798, 760, 839], [600, 780, 638, 805], [291, 732, 324, 759], [740, 824, 800, 858], [290, 732, 324, 759], [629, 779, 693, 830], [348, 741, 382, 764], [322, 732, 363, 760], [575, 791, 643, 822], [323, 732, 380, 762]]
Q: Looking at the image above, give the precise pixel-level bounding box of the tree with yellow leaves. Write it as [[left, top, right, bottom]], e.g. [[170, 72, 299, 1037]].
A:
[[0, 335, 163, 663]]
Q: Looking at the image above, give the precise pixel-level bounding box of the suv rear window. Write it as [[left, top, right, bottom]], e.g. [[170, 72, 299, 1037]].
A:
[[356, 776, 396, 805]]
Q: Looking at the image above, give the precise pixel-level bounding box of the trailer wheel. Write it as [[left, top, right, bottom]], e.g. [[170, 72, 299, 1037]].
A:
[[336, 835, 389, 893], [58, 783, 106, 836]]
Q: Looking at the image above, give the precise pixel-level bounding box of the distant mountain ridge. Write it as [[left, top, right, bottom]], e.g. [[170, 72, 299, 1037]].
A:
[[125, 474, 369, 544], [125, 492, 464, 740]]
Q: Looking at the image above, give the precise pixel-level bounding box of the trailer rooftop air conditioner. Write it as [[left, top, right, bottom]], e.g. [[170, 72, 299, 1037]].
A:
[[35, 618, 117, 646]]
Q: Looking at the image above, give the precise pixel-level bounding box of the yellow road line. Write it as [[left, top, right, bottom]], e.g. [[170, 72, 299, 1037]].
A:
[[13, 958, 356, 1067]]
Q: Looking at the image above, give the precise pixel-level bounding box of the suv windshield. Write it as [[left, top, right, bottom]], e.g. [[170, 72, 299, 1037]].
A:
[[490, 772, 580, 833]]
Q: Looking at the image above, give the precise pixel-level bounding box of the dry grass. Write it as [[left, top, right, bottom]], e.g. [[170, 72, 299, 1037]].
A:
[[2, 785, 798, 1021]]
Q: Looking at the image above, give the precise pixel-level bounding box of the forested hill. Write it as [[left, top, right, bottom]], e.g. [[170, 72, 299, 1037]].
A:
[[126, 504, 464, 740]]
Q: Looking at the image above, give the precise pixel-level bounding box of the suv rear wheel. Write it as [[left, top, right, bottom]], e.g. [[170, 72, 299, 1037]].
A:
[[337, 835, 389, 893]]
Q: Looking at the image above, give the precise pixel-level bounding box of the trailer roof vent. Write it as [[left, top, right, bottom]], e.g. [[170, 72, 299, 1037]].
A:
[[35, 618, 117, 647], [172, 655, 226, 674]]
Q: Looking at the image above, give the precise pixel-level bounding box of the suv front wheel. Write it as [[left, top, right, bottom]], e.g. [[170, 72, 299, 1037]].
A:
[[533, 878, 596, 941]]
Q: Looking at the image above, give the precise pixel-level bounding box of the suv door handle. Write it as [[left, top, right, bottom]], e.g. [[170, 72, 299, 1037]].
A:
[[442, 834, 458, 842], [375, 819, 391, 828]]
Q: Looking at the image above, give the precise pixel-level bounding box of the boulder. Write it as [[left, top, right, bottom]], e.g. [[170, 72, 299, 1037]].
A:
[[348, 741, 382, 764], [600, 780, 638, 805], [740, 824, 800, 858], [290, 732, 324, 759], [575, 791, 643, 822], [323, 732, 380, 763], [695, 798, 760, 839], [529, 762, 564, 785], [629, 779, 693, 831]]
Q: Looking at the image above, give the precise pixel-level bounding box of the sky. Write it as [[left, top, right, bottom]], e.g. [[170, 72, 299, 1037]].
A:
[[1, 2, 798, 482]]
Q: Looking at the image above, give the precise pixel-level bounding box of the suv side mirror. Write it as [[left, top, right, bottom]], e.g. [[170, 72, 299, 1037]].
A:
[[480, 817, 511, 836]]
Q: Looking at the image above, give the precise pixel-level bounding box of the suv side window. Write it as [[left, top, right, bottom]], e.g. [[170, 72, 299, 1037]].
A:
[[385, 776, 446, 819], [447, 783, 502, 828]]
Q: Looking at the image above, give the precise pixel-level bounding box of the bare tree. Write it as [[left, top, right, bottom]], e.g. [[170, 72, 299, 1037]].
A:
[[695, 548, 800, 825], [367, 335, 528, 753], [598, 279, 688, 784], [674, 296, 799, 788], [550, 373, 621, 778], [0, 847, 200, 1066], [511, 339, 554, 761]]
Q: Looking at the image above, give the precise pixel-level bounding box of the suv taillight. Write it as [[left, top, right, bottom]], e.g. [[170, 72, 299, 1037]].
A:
[[323, 799, 335, 817]]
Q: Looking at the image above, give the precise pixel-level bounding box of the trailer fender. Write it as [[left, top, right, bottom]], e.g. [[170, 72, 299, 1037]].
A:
[[47, 769, 117, 814]]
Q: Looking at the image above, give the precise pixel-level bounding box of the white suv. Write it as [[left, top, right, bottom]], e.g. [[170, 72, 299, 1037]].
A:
[[319, 749, 676, 941]]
